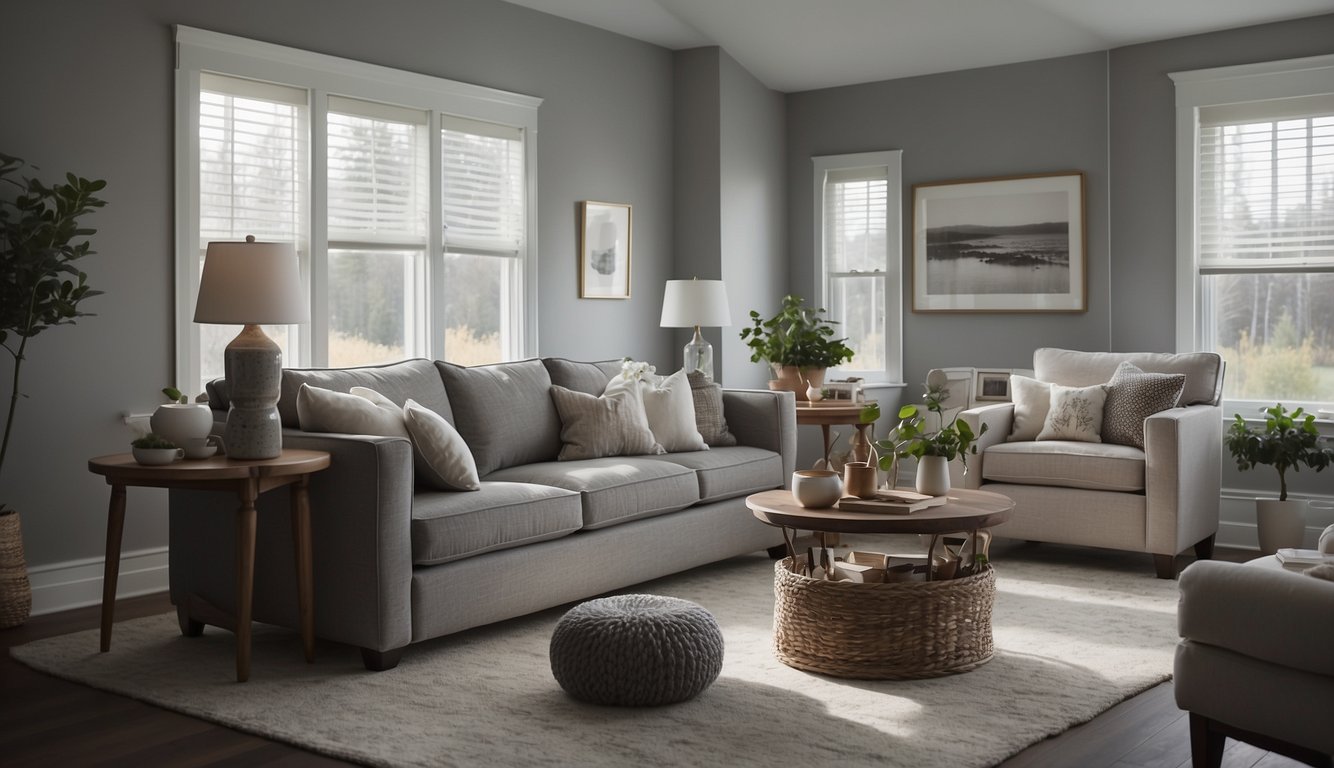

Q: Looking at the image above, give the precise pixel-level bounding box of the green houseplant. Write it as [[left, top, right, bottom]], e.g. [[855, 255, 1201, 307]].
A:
[[739, 294, 854, 398], [865, 375, 987, 495], [0, 153, 108, 627], [1225, 403, 1334, 554]]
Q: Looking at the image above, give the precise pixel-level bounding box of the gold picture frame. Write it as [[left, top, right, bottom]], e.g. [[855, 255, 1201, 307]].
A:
[[578, 201, 632, 299], [911, 171, 1086, 313]]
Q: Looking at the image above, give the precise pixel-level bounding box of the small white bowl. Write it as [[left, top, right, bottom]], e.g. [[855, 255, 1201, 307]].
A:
[[132, 446, 183, 465]]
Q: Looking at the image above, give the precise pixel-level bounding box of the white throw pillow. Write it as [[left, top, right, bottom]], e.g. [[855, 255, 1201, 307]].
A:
[[296, 383, 409, 438], [1036, 383, 1109, 443], [605, 368, 707, 452], [1007, 374, 1051, 442], [402, 399, 480, 491]]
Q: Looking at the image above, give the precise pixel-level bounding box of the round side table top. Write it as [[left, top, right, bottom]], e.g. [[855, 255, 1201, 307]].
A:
[[88, 449, 330, 481], [746, 487, 1013, 535]]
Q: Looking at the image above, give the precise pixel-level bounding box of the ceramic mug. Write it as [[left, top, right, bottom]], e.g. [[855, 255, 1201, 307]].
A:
[[183, 435, 223, 460], [791, 469, 843, 508], [842, 446, 879, 499]]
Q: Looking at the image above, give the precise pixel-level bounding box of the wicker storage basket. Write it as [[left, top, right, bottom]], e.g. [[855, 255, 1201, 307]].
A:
[[772, 557, 995, 679]]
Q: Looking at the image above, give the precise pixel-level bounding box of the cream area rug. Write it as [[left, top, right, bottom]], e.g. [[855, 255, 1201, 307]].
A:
[[11, 539, 1182, 768]]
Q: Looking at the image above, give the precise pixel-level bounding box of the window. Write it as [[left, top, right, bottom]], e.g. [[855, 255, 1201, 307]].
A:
[[174, 26, 540, 394], [1173, 55, 1334, 411], [813, 151, 904, 383]]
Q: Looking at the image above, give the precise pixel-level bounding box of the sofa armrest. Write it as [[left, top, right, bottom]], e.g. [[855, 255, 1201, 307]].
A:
[[1144, 404, 1222, 555], [958, 402, 1015, 489], [723, 388, 797, 482], [169, 429, 415, 654], [1179, 559, 1334, 676]]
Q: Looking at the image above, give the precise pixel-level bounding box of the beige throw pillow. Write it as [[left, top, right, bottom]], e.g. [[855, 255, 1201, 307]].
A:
[[1007, 374, 1051, 442], [605, 368, 707, 453], [402, 399, 480, 491], [550, 385, 664, 461], [1037, 383, 1108, 442], [686, 370, 737, 447], [296, 383, 409, 437]]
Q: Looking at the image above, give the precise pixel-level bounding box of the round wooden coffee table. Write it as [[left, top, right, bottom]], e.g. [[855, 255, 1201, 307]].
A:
[[746, 487, 1014, 679]]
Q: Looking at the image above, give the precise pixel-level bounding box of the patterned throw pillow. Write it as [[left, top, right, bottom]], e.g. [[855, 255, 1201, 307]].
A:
[[1037, 383, 1108, 442], [1101, 361, 1186, 449], [686, 371, 737, 447], [549, 385, 664, 461]]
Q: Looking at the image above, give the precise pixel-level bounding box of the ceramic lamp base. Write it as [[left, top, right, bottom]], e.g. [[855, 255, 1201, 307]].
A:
[[223, 324, 284, 460]]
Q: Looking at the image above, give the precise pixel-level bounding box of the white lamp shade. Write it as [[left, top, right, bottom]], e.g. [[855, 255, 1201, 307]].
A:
[[194, 237, 308, 325], [660, 279, 731, 328]]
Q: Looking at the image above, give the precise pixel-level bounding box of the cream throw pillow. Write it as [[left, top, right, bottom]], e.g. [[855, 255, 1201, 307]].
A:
[[296, 383, 409, 437], [1037, 383, 1109, 442], [403, 399, 480, 491], [605, 368, 707, 453], [550, 385, 664, 461], [1007, 374, 1051, 442]]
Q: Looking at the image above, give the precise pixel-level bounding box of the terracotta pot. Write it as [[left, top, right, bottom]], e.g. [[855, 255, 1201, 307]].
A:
[[769, 365, 825, 401]]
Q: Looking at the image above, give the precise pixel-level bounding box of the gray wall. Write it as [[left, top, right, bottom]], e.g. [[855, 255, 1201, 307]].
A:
[[1, 0, 678, 574]]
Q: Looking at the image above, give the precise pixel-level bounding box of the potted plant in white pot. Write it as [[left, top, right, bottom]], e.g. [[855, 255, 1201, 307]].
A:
[[739, 294, 854, 400], [0, 153, 108, 627], [867, 372, 987, 496], [1225, 403, 1334, 555]]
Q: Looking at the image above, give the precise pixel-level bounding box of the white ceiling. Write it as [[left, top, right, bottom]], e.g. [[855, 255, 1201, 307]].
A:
[[499, 0, 1334, 92]]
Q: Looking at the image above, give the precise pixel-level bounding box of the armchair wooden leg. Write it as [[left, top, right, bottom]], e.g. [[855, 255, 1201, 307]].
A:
[[1153, 554, 1178, 580], [1193, 534, 1216, 561], [1189, 713, 1225, 768]]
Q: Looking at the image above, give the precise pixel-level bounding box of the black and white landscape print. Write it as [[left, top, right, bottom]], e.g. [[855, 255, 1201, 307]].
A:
[[913, 173, 1084, 312]]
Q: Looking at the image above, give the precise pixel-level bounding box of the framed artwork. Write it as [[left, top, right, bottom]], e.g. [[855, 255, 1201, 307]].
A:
[[578, 201, 632, 299], [975, 370, 1012, 402], [911, 171, 1085, 313]]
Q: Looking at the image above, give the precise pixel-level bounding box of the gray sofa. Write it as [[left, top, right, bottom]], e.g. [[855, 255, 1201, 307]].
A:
[[169, 358, 794, 670]]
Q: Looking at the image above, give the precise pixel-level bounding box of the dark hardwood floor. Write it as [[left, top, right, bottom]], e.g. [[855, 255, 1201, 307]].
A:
[[0, 547, 1309, 768]]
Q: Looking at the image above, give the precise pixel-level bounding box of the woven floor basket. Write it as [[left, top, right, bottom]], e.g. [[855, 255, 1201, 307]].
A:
[[772, 557, 996, 679], [0, 510, 33, 629]]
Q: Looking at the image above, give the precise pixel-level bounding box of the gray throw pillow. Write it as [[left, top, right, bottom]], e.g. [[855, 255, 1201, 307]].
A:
[[436, 359, 562, 476], [549, 385, 664, 461], [1101, 361, 1186, 449], [687, 371, 736, 447]]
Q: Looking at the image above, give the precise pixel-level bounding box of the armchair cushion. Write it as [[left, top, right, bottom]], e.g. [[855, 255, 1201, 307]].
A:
[[1101, 362, 1185, 449], [1007, 374, 1051, 442], [1033, 347, 1223, 406], [982, 440, 1145, 492], [1036, 383, 1108, 442]]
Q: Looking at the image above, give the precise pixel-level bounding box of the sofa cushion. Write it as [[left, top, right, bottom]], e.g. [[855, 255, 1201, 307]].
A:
[[295, 383, 409, 438], [550, 384, 663, 460], [1037, 383, 1108, 442], [403, 398, 480, 491], [1008, 374, 1052, 442], [485, 457, 700, 529], [542, 358, 623, 395], [645, 447, 783, 503], [410, 482, 583, 566], [278, 358, 451, 428], [436, 359, 562, 476], [1033, 347, 1223, 407], [983, 440, 1146, 492], [687, 371, 737, 447], [606, 368, 708, 453], [1101, 361, 1186, 449]]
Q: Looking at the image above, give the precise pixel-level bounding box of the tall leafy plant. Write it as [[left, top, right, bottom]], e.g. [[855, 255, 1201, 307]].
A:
[[1225, 403, 1333, 501], [1, 154, 108, 506], [739, 294, 854, 371]]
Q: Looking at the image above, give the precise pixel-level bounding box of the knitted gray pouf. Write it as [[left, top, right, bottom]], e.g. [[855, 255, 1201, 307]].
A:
[[549, 594, 724, 706]]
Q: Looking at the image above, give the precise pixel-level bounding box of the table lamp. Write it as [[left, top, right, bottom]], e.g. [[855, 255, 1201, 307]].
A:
[[660, 278, 730, 381], [193, 236, 307, 460]]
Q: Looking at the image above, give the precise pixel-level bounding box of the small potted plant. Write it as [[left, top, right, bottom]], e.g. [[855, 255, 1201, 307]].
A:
[[131, 433, 183, 466], [1225, 403, 1334, 554], [866, 373, 987, 496], [739, 294, 854, 399]]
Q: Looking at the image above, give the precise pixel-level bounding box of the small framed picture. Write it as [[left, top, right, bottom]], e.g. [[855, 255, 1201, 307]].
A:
[[578, 201, 632, 299], [975, 371, 1011, 401]]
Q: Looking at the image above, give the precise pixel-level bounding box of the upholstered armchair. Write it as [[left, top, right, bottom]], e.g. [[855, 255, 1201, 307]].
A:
[[1175, 559, 1334, 767], [960, 348, 1225, 578]]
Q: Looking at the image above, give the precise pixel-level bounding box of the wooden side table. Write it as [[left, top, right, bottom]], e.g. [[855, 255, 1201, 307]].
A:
[[88, 449, 331, 682], [794, 401, 877, 466]]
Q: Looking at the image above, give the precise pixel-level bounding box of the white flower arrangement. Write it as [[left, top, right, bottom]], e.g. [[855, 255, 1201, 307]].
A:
[[620, 358, 657, 381]]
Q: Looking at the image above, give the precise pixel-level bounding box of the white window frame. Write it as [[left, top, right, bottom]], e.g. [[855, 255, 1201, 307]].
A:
[[812, 150, 904, 384], [1171, 53, 1334, 416], [173, 26, 541, 391]]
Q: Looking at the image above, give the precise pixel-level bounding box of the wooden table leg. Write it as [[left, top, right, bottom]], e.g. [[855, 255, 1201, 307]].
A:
[[235, 479, 259, 683], [99, 484, 127, 653], [291, 475, 315, 663], [820, 424, 832, 466]]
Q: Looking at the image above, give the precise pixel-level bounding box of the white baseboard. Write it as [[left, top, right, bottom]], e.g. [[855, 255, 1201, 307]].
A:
[[28, 546, 169, 617]]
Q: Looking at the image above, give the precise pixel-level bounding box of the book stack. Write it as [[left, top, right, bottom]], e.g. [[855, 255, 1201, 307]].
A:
[[1274, 548, 1334, 570], [836, 489, 946, 515]]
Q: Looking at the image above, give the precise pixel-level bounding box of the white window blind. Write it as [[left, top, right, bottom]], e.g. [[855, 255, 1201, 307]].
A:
[[327, 96, 429, 246], [1198, 95, 1334, 275], [198, 72, 308, 246], [441, 116, 524, 256]]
